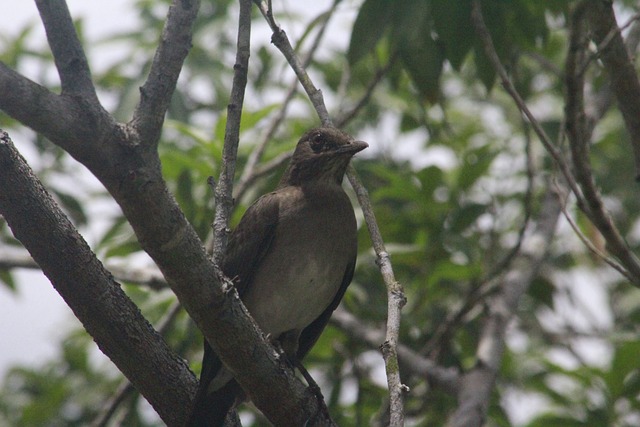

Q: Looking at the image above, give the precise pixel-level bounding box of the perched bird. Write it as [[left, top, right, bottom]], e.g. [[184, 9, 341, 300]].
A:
[[187, 127, 368, 426]]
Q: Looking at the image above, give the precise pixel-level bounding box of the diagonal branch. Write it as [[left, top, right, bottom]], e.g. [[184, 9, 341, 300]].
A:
[[254, 0, 331, 126], [131, 0, 200, 145], [469, 0, 583, 207], [446, 189, 561, 427], [255, 2, 407, 424], [234, 0, 339, 203], [564, 3, 640, 285], [0, 130, 196, 426], [332, 308, 459, 396], [35, 0, 98, 100], [586, 2, 640, 179], [347, 165, 407, 427]]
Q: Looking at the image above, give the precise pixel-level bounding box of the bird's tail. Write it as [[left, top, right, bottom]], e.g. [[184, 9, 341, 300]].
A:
[[186, 379, 243, 427]]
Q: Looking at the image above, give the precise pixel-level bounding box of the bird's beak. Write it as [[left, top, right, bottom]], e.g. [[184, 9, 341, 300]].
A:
[[336, 140, 369, 155]]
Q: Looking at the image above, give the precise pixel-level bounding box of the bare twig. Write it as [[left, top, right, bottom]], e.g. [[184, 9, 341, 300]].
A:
[[335, 58, 395, 128], [469, 0, 583, 208], [332, 308, 459, 396], [446, 190, 561, 427], [256, 1, 406, 424], [254, 0, 331, 125], [0, 246, 170, 289], [347, 167, 407, 427], [212, 0, 252, 264], [565, 3, 640, 285], [552, 181, 632, 281], [234, 0, 340, 203], [131, 0, 200, 145]]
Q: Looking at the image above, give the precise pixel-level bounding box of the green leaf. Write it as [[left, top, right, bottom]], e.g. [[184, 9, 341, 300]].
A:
[[51, 190, 88, 226], [430, 0, 473, 70], [448, 203, 486, 233], [347, 0, 392, 65], [604, 340, 640, 399]]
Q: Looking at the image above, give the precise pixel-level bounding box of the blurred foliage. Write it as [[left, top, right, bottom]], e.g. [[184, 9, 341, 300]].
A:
[[2, 0, 640, 426]]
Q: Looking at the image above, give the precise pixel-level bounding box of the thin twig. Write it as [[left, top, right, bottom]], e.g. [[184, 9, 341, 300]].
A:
[[212, 0, 252, 265], [335, 58, 395, 128], [255, 1, 406, 424], [254, 0, 331, 125], [469, 0, 584, 211], [552, 181, 632, 281], [347, 166, 407, 427], [586, 3, 640, 179], [234, 0, 340, 203]]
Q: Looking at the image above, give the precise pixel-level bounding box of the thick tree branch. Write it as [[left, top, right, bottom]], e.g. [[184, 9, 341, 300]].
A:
[[131, 0, 200, 146], [565, 3, 640, 285], [35, 0, 98, 100], [587, 1, 640, 178], [0, 63, 112, 157], [0, 131, 196, 426], [92, 301, 184, 427]]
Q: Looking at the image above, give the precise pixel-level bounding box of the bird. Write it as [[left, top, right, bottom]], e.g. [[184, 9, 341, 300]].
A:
[[187, 126, 368, 426]]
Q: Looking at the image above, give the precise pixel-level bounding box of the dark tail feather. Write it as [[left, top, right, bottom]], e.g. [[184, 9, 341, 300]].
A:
[[186, 341, 244, 426], [186, 379, 243, 427]]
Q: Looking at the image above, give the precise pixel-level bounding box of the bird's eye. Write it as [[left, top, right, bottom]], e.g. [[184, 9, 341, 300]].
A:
[[309, 134, 325, 152]]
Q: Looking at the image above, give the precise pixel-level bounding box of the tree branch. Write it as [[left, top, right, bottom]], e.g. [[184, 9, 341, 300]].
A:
[[254, 0, 331, 126], [255, 2, 407, 424], [131, 0, 201, 145], [446, 190, 561, 427], [91, 301, 183, 427], [332, 308, 459, 396], [469, 0, 583, 207], [212, 0, 251, 264], [34, 0, 98, 100], [347, 166, 407, 427], [0, 130, 196, 426], [564, 3, 640, 285], [587, 2, 640, 180]]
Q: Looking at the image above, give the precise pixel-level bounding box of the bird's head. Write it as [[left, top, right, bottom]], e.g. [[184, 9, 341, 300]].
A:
[[280, 127, 368, 187]]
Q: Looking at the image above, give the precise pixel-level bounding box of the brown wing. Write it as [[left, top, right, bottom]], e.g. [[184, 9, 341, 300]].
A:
[[221, 191, 280, 296], [188, 192, 281, 426]]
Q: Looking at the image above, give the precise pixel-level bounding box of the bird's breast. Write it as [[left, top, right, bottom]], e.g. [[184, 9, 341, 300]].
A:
[[242, 186, 356, 337]]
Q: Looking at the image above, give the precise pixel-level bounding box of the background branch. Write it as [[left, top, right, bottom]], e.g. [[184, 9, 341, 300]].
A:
[[565, 3, 640, 285], [586, 2, 640, 179]]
